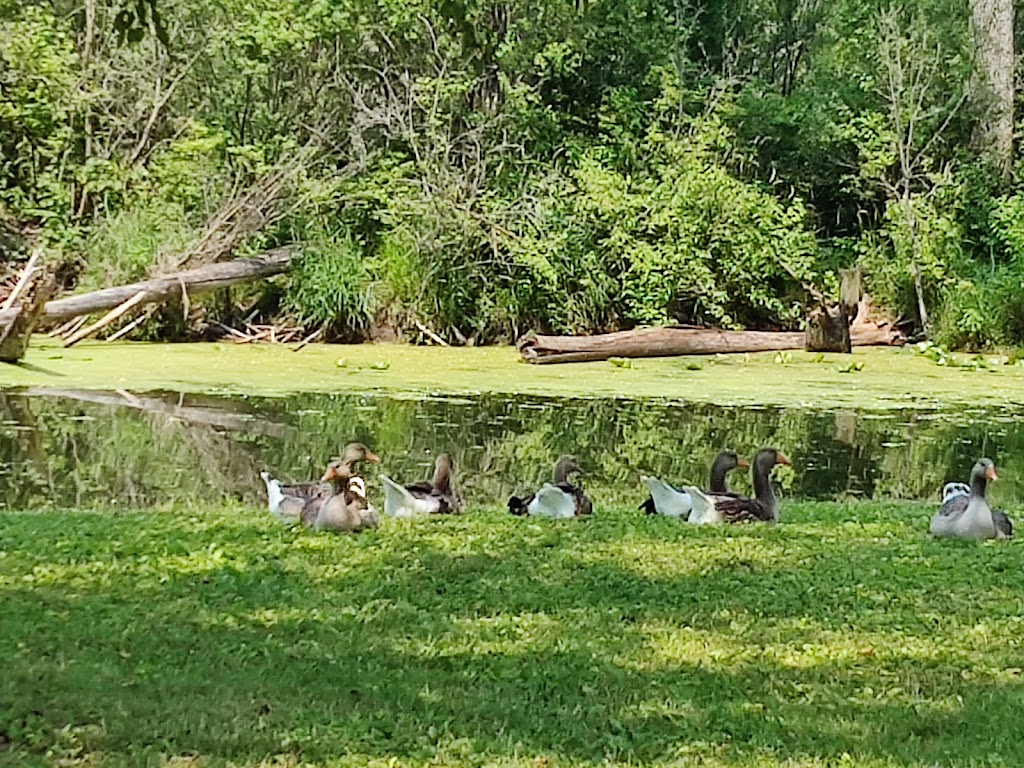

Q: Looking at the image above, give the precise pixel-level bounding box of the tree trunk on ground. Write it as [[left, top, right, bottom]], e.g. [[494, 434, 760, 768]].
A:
[[971, 0, 1014, 175], [518, 323, 905, 364], [41, 248, 293, 325]]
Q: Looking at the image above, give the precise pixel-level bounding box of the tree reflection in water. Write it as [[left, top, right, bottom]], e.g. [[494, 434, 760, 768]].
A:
[[0, 388, 1021, 510]]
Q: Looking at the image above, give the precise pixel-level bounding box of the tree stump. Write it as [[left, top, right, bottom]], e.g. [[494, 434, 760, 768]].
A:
[[0, 277, 55, 362], [804, 302, 851, 353]]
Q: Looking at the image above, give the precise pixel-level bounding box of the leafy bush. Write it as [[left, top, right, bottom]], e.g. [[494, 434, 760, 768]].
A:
[[0, 6, 80, 227], [283, 233, 372, 339]]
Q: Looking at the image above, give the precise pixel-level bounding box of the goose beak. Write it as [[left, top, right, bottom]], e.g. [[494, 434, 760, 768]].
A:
[[986, 466, 999, 481], [777, 453, 792, 466], [365, 451, 381, 464], [737, 456, 750, 469], [321, 466, 338, 482]]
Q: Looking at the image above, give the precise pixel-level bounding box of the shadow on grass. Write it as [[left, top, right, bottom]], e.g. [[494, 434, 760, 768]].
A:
[[2, 509, 1024, 765]]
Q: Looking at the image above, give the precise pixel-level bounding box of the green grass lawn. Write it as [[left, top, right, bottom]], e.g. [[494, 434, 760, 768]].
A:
[[2, 502, 1023, 767]]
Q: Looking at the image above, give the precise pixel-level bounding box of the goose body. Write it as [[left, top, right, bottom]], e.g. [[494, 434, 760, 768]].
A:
[[260, 471, 325, 522], [303, 477, 380, 533], [683, 448, 790, 525], [931, 459, 1011, 539], [509, 456, 593, 518], [260, 443, 379, 523], [640, 476, 693, 517], [640, 451, 748, 517], [382, 453, 461, 518]]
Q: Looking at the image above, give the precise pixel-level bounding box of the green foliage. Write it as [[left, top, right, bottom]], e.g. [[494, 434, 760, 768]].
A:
[[1, 0, 1022, 348], [0, 5, 80, 224], [283, 232, 372, 339]]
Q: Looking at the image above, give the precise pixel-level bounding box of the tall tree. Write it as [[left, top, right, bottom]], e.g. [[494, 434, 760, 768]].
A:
[[970, 0, 1014, 175]]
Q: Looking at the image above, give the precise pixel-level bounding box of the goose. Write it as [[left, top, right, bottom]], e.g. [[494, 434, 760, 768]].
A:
[[260, 442, 380, 522], [683, 448, 790, 525], [301, 476, 380, 533], [380, 453, 461, 518], [639, 450, 749, 517], [931, 458, 1012, 539], [508, 456, 593, 518]]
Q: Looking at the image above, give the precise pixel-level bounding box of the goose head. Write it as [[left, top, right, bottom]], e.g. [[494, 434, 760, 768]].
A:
[[969, 458, 998, 496], [321, 443, 381, 483], [552, 455, 583, 484]]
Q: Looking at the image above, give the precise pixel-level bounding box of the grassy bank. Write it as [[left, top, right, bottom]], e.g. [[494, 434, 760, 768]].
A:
[[2, 502, 1023, 767], [4, 341, 1024, 408]]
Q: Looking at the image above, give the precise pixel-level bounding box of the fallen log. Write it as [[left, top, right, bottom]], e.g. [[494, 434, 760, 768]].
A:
[[41, 248, 293, 325], [518, 323, 905, 364]]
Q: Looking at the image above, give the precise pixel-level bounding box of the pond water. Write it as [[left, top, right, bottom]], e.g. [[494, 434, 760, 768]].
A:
[[1, 387, 1023, 512]]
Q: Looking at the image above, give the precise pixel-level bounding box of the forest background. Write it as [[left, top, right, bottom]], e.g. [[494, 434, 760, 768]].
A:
[[1, 0, 1022, 348]]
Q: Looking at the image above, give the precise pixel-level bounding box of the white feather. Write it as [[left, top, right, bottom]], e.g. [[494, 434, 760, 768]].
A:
[[526, 484, 577, 519], [641, 476, 694, 517], [259, 471, 300, 523], [381, 475, 441, 518], [682, 486, 723, 525]]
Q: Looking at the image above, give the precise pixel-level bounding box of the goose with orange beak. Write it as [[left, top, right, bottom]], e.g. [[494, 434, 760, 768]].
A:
[[684, 448, 791, 524], [931, 458, 1012, 539]]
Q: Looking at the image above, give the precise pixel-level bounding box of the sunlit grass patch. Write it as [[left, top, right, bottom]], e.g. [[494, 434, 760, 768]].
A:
[[2, 501, 1024, 767]]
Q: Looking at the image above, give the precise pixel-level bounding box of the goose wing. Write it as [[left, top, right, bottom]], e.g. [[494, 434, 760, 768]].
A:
[[706, 492, 774, 523], [993, 510, 1014, 538], [936, 495, 969, 519], [640, 476, 693, 517]]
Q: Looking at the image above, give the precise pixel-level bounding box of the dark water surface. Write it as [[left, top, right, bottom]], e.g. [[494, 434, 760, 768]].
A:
[[1, 387, 1022, 511]]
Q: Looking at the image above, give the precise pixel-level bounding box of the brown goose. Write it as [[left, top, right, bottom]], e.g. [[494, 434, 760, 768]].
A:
[[260, 442, 380, 522], [301, 476, 380, 533], [380, 453, 462, 517], [508, 456, 593, 518], [684, 448, 790, 524], [639, 450, 749, 517]]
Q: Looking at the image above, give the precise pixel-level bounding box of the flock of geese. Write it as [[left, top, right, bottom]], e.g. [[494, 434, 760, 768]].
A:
[[259, 444, 1015, 540]]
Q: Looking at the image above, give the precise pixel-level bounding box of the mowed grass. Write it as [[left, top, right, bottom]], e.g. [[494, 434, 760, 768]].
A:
[[2, 502, 1023, 767]]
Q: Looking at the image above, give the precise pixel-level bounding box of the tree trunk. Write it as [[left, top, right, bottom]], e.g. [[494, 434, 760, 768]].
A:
[[971, 0, 1014, 175], [0, 267, 54, 363], [518, 324, 905, 364], [41, 248, 293, 325], [805, 303, 851, 353]]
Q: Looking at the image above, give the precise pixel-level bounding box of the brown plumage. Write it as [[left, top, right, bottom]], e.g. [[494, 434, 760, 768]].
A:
[[381, 453, 462, 517], [301, 477, 380, 532], [686, 448, 790, 524], [260, 442, 380, 522]]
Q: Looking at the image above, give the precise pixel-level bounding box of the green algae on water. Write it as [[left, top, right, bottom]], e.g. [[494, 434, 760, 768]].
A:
[[3, 340, 1024, 409]]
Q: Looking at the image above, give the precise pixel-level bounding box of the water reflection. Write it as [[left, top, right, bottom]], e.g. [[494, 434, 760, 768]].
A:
[[1, 387, 1022, 511]]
